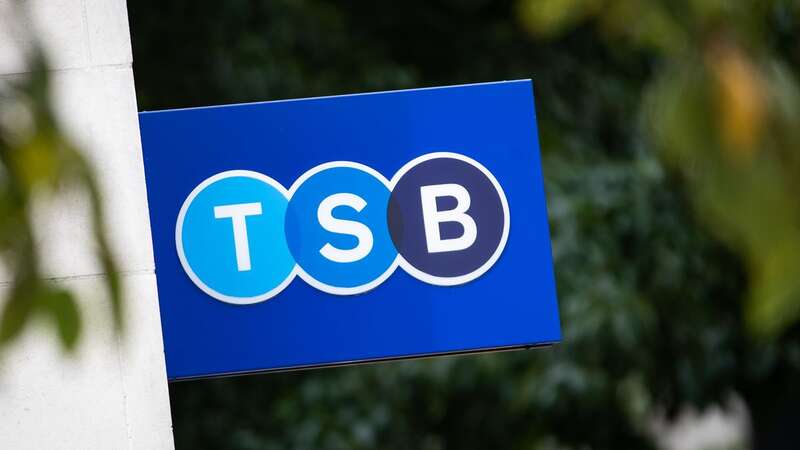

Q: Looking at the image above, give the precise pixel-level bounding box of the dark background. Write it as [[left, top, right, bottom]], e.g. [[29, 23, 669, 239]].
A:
[[129, 1, 800, 449]]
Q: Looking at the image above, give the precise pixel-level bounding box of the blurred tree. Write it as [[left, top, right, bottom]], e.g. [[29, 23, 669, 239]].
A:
[[130, 1, 800, 449], [520, 0, 800, 343], [0, 1, 121, 354]]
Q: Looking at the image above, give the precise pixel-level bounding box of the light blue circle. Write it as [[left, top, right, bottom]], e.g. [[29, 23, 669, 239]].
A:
[[178, 172, 295, 302], [285, 164, 397, 292]]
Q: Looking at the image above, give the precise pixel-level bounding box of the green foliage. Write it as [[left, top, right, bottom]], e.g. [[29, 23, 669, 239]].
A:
[[129, 1, 800, 448], [521, 0, 800, 338], [0, 2, 122, 353]]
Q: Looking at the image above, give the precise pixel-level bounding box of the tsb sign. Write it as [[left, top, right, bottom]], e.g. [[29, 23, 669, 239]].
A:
[[141, 81, 560, 379], [176, 152, 509, 304]]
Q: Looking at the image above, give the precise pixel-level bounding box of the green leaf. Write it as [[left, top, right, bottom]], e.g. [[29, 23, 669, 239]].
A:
[[0, 288, 36, 346], [77, 153, 123, 332], [40, 287, 82, 352]]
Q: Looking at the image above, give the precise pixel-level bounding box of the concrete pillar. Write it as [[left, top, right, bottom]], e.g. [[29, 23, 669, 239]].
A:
[[0, 1, 174, 448]]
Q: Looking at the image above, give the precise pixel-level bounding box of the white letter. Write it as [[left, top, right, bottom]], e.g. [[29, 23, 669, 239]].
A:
[[318, 193, 373, 263], [420, 184, 477, 253], [214, 202, 262, 271]]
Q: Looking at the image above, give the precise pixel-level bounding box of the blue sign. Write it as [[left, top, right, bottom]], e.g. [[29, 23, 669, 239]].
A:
[[140, 80, 560, 380]]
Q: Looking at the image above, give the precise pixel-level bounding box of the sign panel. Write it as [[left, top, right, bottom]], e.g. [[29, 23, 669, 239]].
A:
[[139, 80, 560, 380]]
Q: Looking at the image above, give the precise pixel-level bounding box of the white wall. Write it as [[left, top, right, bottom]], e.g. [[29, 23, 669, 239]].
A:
[[0, 1, 174, 448]]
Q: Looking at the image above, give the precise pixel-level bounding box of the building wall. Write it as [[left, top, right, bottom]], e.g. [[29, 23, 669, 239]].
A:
[[0, 1, 174, 448]]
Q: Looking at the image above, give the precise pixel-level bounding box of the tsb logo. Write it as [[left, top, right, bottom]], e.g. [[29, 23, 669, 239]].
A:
[[176, 152, 510, 304]]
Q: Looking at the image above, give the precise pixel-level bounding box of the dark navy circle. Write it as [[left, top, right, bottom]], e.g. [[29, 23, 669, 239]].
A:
[[388, 153, 508, 284]]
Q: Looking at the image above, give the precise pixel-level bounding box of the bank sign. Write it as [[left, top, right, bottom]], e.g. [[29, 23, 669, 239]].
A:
[[140, 80, 560, 380]]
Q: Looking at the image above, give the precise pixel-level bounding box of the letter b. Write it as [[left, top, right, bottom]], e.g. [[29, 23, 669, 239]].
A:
[[419, 184, 477, 253], [388, 152, 509, 285]]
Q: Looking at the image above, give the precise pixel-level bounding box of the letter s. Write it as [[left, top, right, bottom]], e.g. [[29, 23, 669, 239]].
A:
[[317, 193, 374, 263]]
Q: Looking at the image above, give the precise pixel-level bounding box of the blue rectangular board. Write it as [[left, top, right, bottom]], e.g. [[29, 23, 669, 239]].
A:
[[139, 80, 560, 380]]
